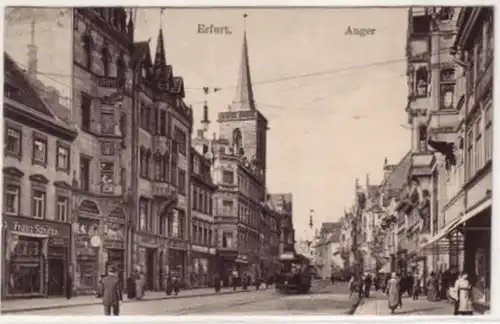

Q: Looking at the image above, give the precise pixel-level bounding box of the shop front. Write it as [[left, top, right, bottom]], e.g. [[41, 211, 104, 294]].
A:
[[2, 215, 71, 299], [168, 239, 187, 283], [103, 221, 125, 284], [135, 234, 160, 291], [191, 245, 216, 287], [74, 217, 100, 295]]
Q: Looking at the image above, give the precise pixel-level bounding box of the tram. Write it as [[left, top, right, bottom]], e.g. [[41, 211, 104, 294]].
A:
[[275, 252, 312, 294]]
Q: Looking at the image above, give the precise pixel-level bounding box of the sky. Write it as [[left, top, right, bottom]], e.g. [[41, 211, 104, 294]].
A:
[[134, 7, 411, 240]]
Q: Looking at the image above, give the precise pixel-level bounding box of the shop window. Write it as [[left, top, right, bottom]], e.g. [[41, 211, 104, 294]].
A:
[[100, 111, 115, 135], [32, 190, 46, 219], [8, 237, 43, 295], [100, 162, 114, 193], [56, 143, 70, 172], [56, 196, 69, 222], [5, 126, 22, 158], [4, 184, 20, 215], [80, 155, 91, 192], [32, 134, 47, 167]]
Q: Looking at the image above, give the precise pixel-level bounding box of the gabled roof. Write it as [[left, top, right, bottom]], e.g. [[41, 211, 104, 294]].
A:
[[381, 151, 412, 193], [4, 53, 55, 118]]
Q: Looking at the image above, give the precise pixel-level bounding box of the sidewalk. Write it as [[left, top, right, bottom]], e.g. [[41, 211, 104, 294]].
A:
[[355, 293, 455, 316], [1, 286, 247, 314]]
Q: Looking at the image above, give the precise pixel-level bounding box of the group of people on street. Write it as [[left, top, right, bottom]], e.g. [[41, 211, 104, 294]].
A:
[[382, 270, 474, 315], [348, 273, 374, 298]]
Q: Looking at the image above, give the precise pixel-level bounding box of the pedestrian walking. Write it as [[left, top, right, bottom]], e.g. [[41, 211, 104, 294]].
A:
[[426, 272, 439, 301], [357, 275, 364, 299], [385, 272, 401, 314], [449, 272, 473, 315], [412, 276, 421, 300], [135, 270, 145, 300], [214, 273, 221, 292], [98, 266, 122, 316], [65, 268, 73, 300], [364, 273, 372, 298], [348, 276, 355, 297], [231, 269, 238, 291]]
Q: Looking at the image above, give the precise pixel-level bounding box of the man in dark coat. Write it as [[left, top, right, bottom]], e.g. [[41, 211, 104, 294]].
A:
[[99, 266, 122, 316], [65, 269, 73, 300], [214, 273, 221, 292]]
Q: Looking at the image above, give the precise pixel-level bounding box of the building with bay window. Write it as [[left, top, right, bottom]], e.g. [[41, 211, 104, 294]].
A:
[[189, 140, 217, 287], [133, 26, 193, 289]]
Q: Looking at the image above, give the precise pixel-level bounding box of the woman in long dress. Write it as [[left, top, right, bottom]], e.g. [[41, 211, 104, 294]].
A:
[[451, 272, 473, 315], [427, 272, 438, 301], [385, 272, 401, 314]]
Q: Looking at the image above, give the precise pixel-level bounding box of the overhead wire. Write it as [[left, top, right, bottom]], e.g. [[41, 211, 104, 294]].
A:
[[13, 47, 455, 108]]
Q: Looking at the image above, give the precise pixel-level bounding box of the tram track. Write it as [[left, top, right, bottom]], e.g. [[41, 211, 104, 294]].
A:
[[172, 280, 332, 315]]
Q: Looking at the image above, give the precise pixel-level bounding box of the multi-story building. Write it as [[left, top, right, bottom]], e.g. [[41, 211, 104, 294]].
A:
[[189, 139, 218, 287], [132, 25, 193, 290], [2, 52, 78, 299], [4, 7, 193, 295], [314, 222, 343, 279], [211, 30, 269, 284], [423, 7, 492, 313]]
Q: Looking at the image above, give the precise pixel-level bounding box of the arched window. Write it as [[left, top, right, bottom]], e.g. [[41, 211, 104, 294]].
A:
[[232, 128, 243, 154], [101, 47, 110, 76], [82, 34, 92, 70]]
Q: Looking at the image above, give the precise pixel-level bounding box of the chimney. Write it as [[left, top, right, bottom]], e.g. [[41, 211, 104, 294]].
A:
[[27, 18, 38, 79]]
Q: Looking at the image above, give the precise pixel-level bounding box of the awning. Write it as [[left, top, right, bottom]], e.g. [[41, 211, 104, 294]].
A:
[[378, 262, 391, 274], [423, 197, 492, 248]]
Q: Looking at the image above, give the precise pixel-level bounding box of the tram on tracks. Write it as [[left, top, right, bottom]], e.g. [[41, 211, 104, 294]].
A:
[[275, 252, 313, 294]]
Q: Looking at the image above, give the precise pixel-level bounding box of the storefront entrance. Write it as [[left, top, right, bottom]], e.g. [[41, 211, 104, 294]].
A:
[[146, 248, 155, 290], [47, 258, 64, 296], [7, 236, 43, 297]]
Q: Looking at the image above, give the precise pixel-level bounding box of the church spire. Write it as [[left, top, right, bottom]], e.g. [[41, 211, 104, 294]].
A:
[[232, 13, 255, 111], [154, 9, 166, 78]]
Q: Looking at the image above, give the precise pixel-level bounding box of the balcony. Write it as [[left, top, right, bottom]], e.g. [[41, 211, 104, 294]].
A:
[[411, 152, 435, 176], [152, 182, 176, 199], [428, 110, 460, 135]]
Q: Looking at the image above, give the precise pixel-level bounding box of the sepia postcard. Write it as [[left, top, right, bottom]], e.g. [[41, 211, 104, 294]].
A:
[[0, 6, 493, 317]]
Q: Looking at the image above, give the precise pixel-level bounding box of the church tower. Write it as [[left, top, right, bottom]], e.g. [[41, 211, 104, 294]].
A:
[[217, 15, 268, 185]]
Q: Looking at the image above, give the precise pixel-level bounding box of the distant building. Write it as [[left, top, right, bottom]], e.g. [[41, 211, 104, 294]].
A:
[[314, 222, 343, 278]]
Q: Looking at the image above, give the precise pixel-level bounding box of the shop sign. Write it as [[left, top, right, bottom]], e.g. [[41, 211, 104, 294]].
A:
[[49, 237, 68, 247], [5, 216, 69, 237]]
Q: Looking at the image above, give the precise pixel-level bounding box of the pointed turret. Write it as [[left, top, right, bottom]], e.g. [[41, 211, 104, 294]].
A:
[[232, 17, 256, 111], [153, 28, 167, 79]]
